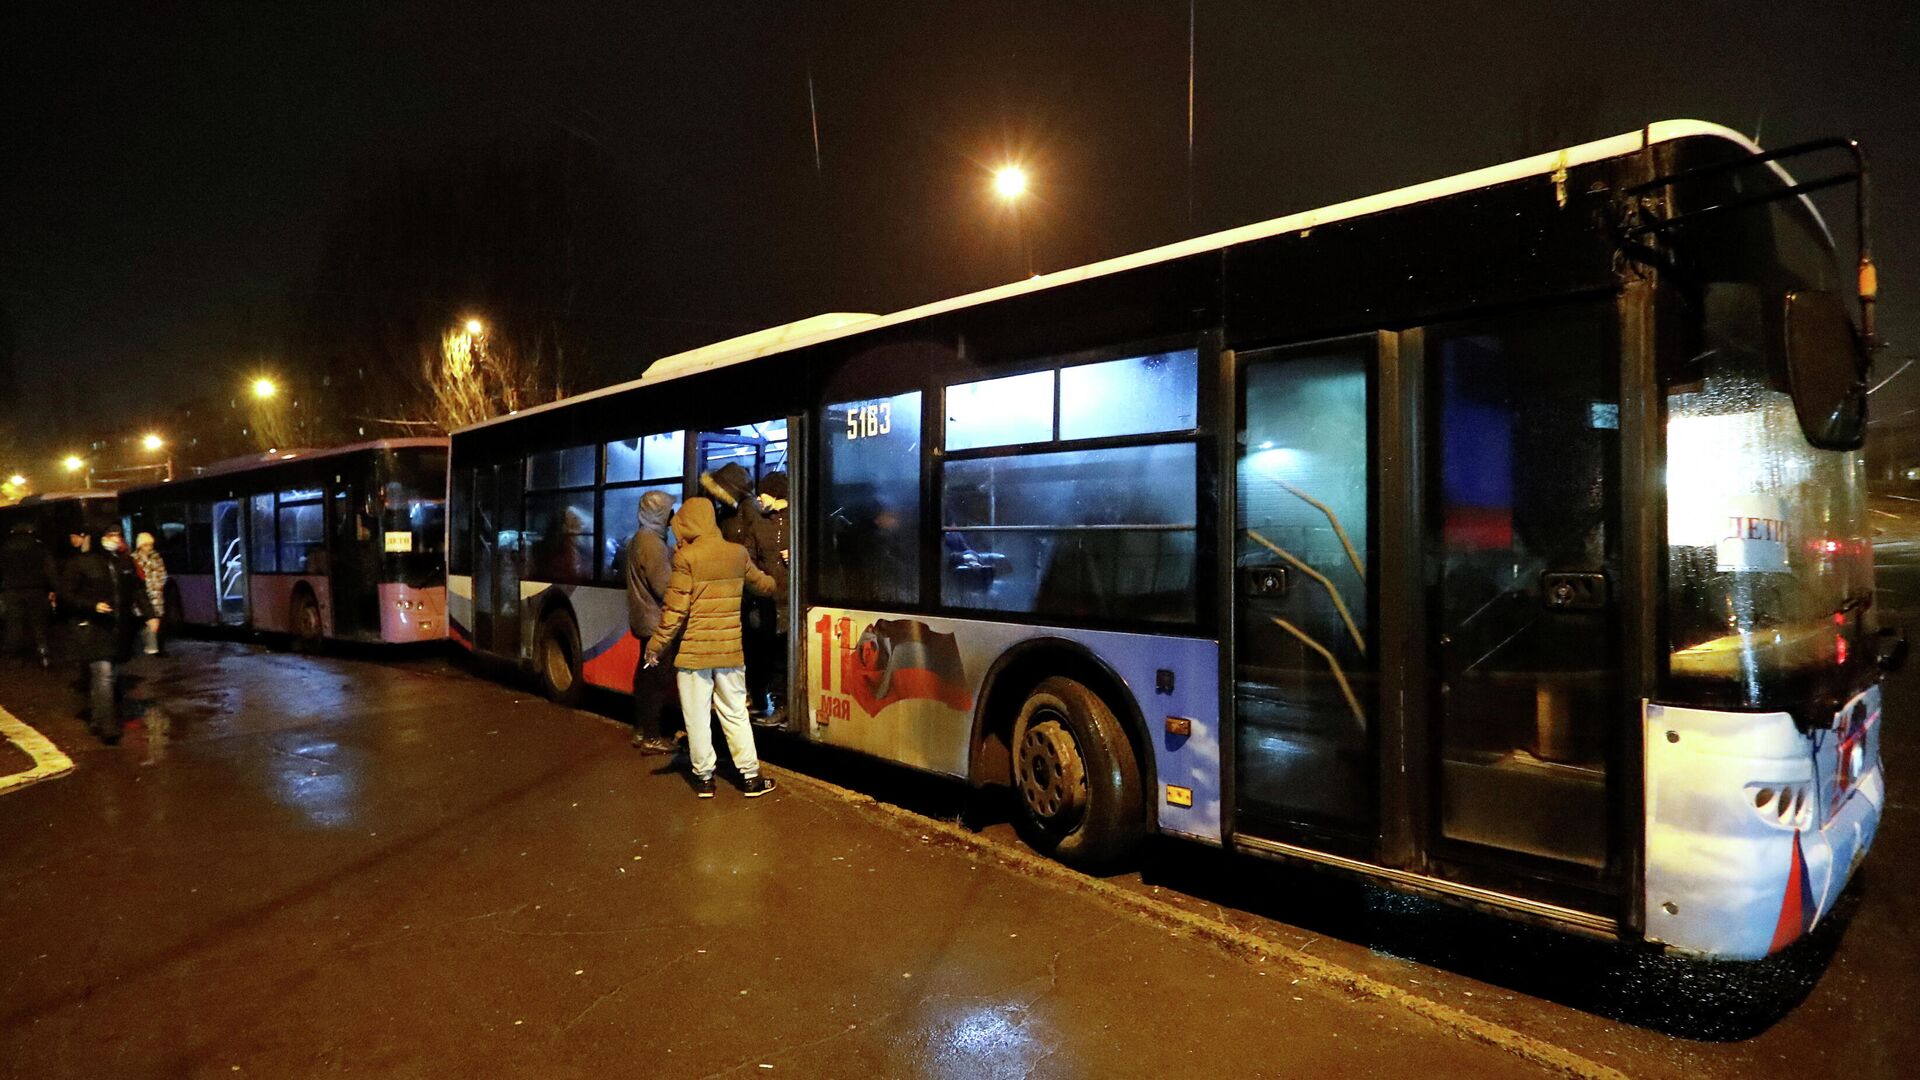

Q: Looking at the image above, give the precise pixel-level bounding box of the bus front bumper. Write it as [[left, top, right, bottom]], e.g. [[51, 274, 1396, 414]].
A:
[[1643, 685, 1883, 960]]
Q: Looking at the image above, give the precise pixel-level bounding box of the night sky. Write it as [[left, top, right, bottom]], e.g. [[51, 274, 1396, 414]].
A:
[[5, 1, 1918, 446]]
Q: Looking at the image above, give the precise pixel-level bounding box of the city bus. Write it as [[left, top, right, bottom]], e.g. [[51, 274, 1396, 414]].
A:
[[117, 439, 448, 647], [446, 120, 1892, 960]]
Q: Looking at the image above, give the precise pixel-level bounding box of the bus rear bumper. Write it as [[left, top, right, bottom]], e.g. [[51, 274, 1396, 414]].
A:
[[1644, 687, 1883, 960], [379, 584, 447, 643]]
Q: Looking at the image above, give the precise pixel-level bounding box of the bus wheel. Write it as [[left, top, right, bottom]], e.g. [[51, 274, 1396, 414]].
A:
[[1010, 676, 1143, 870], [291, 590, 324, 653], [536, 609, 585, 706]]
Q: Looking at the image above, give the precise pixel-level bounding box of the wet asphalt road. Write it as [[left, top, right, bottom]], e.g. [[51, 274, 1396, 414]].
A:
[[2, 514, 1917, 1077], [0, 644, 1552, 1079]]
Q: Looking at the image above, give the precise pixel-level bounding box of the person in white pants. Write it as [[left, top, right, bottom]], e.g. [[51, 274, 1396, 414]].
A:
[[644, 497, 779, 798], [674, 667, 756, 786]]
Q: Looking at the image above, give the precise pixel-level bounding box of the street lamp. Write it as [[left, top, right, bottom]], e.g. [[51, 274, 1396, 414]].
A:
[[992, 164, 1028, 202], [464, 318, 485, 337], [991, 163, 1035, 278], [252, 377, 278, 400], [62, 454, 93, 489], [141, 432, 175, 482], [7, 474, 24, 487]]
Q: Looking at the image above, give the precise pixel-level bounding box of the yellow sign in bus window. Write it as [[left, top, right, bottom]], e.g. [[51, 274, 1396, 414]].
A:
[[383, 531, 413, 553]]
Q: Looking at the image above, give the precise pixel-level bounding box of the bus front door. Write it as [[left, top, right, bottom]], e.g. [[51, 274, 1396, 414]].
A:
[[1422, 303, 1619, 906]]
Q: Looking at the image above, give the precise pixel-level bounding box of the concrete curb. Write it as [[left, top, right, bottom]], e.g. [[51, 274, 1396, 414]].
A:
[[0, 705, 76, 795], [766, 764, 1630, 1080]]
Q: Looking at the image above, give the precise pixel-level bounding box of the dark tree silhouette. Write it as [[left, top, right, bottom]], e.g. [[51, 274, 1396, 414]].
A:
[[291, 134, 643, 439]]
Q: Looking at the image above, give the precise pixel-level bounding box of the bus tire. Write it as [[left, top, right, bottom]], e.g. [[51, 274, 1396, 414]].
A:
[[290, 588, 325, 653], [1010, 676, 1143, 870], [536, 609, 585, 707]]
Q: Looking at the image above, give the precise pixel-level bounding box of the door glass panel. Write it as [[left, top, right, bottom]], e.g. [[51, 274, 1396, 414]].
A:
[[1235, 341, 1375, 836], [473, 467, 498, 648], [212, 499, 248, 625], [494, 462, 524, 657], [249, 494, 277, 573], [1431, 303, 1616, 870]]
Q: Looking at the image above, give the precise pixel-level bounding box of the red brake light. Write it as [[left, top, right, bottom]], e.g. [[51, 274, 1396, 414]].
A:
[[1836, 635, 1849, 665]]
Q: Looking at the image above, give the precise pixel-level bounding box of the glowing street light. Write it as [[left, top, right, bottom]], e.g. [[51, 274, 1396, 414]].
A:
[[7, 474, 24, 487], [252, 377, 278, 400], [464, 318, 485, 336], [992, 164, 1029, 202], [141, 432, 175, 481], [62, 455, 84, 473]]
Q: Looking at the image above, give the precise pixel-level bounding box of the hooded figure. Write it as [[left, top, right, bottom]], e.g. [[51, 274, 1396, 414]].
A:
[[624, 490, 677, 642], [625, 489, 682, 754], [700, 462, 763, 550], [644, 497, 780, 798]]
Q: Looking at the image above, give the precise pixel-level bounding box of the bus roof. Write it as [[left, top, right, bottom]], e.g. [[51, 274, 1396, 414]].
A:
[[455, 119, 1804, 436], [121, 437, 448, 493], [17, 490, 117, 504]]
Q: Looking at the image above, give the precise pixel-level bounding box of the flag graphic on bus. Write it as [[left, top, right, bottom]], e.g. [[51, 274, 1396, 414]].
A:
[[817, 614, 974, 720]]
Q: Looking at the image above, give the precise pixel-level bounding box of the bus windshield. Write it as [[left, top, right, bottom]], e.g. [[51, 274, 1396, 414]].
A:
[[1664, 285, 1871, 712], [382, 449, 448, 587]]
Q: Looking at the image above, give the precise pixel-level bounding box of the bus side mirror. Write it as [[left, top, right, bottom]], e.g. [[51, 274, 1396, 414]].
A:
[[1875, 627, 1907, 674], [1783, 290, 1868, 450]]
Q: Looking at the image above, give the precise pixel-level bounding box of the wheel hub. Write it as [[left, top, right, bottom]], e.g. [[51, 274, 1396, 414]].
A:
[[1017, 716, 1087, 827], [547, 643, 571, 689]]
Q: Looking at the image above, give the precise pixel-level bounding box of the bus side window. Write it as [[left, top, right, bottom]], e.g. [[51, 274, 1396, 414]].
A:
[[821, 393, 922, 607]]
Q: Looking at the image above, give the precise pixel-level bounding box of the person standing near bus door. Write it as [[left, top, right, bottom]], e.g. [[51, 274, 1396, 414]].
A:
[[625, 490, 681, 755], [750, 471, 792, 722], [702, 461, 783, 718], [132, 531, 168, 656], [643, 497, 779, 799], [0, 521, 55, 668], [60, 526, 154, 745]]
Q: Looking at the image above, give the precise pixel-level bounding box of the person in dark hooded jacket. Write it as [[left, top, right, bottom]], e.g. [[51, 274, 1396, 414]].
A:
[[700, 462, 763, 551], [59, 526, 155, 744], [625, 489, 680, 754]]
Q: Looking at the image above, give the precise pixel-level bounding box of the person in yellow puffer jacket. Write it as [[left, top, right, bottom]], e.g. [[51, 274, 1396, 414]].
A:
[[644, 497, 779, 799]]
